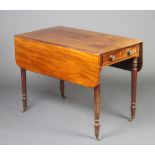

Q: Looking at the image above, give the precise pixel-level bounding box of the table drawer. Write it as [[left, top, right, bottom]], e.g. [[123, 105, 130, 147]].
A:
[[102, 45, 139, 66]]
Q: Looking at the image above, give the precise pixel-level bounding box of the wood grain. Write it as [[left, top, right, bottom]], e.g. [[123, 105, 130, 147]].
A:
[[15, 37, 101, 88], [110, 43, 142, 71], [15, 26, 143, 88], [102, 44, 139, 66], [15, 26, 142, 55]]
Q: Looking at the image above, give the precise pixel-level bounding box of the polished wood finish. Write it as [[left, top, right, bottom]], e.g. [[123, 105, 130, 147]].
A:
[[130, 57, 138, 121], [15, 37, 101, 88], [21, 68, 27, 112], [94, 84, 100, 140], [15, 26, 142, 55], [102, 44, 139, 66], [60, 80, 65, 98], [110, 42, 143, 72], [14, 26, 143, 139]]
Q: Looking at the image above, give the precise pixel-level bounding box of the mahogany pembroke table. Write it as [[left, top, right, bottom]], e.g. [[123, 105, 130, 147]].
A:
[[14, 26, 143, 139]]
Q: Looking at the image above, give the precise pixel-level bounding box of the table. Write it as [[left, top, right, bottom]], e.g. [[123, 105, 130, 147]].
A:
[[14, 26, 143, 139]]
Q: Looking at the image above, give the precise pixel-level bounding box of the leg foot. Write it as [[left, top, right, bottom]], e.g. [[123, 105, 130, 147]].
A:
[[60, 80, 65, 98], [94, 120, 100, 140], [94, 84, 100, 140], [21, 68, 27, 112], [129, 104, 136, 121], [22, 96, 27, 112]]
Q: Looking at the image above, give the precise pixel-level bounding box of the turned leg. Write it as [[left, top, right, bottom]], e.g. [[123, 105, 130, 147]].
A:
[[21, 68, 27, 112], [60, 80, 65, 98], [94, 84, 100, 140], [130, 57, 138, 121]]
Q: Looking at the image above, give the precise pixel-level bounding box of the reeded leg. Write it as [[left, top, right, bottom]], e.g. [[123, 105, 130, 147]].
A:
[[130, 57, 138, 121], [21, 68, 27, 112], [94, 84, 100, 140], [60, 80, 65, 98]]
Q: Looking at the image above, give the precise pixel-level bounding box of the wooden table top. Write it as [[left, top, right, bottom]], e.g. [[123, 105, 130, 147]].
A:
[[15, 26, 142, 55]]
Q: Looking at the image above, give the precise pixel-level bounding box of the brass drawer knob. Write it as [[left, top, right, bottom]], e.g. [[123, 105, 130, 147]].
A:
[[109, 55, 116, 61], [127, 50, 133, 56]]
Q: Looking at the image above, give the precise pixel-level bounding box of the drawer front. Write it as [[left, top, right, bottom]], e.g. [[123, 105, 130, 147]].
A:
[[102, 45, 139, 66]]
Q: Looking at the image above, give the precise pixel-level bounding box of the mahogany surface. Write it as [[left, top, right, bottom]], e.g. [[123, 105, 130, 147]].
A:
[[15, 26, 142, 55]]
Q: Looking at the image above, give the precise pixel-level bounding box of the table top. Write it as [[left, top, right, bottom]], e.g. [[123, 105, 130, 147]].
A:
[[16, 26, 142, 55]]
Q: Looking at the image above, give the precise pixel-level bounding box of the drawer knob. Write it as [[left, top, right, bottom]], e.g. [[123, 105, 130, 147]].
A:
[[127, 50, 133, 56], [109, 55, 116, 61]]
